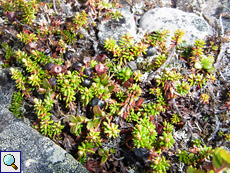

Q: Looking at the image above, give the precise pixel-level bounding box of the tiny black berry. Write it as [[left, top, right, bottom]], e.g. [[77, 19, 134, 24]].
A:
[[134, 148, 149, 159], [145, 45, 156, 57], [64, 51, 71, 59], [84, 67, 93, 78], [45, 63, 55, 71], [82, 78, 92, 88], [49, 77, 57, 86], [91, 98, 105, 109], [72, 62, 83, 71], [83, 57, 91, 64]]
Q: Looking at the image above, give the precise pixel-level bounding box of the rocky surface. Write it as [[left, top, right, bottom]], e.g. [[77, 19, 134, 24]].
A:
[[175, 0, 230, 34], [0, 68, 89, 173], [97, 6, 216, 83], [139, 8, 213, 46], [0, 120, 89, 173], [97, 7, 136, 45]]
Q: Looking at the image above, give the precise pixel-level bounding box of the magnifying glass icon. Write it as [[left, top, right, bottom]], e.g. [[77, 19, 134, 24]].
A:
[[3, 154, 18, 170]]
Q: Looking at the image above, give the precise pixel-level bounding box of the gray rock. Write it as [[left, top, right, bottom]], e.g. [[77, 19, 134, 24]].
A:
[[174, 0, 203, 13], [97, 7, 136, 45], [0, 117, 88, 173], [127, 60, 137, 71], [202, 0, 230, 34], [0, 68, 15, 108], [0, 68, 89, 173], [118, 0, 172, 10], [139, 8, 213, 46], [0, 108, 17, 133], [175, 0, 230, 34]]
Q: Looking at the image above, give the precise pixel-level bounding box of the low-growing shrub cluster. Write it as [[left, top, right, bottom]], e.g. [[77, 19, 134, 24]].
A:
[[1, 0, 230, 172]]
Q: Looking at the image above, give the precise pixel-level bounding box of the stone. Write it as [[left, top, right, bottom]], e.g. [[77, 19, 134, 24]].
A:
[[139, 8, 213, 46], [97, 7, 136, 45], [127, 60, 137, 71], [0, 117, 89, 173], [0, 67, 89, 173], [174, 0, 203, 13], [175, 0, 230, 34], [202, 0, 230, 34], [0, 68, 15, 108], [118, 0, 172, 10]]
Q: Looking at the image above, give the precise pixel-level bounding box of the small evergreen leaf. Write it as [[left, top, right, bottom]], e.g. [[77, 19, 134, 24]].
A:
[[70, 125, 78, 134], [108, 85, 116, 92], [93, 118, 101, 128], [212, 45, 218, 51], [70, 115, 78, 124], [213, 148, 223, 170], [194, 61, 202, 69], [201, 57, 210, 64], [76, 114, 83, 122], [219, 148, 230, 164], [202, 62, 213, 70], [42, 78, 51, 89], [98, 148, 104, 156], [101, 156, 107, 163], [87, 121, 94, 130], [208, 55, 215, 63], [100, 73, 109, 86], [93, 77, 100, 83], [207, 66, 215, 73], [93, 105, 102, 117], [186, 166, 195, 173]]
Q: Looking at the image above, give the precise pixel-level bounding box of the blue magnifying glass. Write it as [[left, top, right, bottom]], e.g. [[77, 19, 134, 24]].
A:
[[3, 154, 18, 170]]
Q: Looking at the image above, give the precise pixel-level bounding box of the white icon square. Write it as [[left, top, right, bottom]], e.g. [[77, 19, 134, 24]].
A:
[[0, 151, 21, 173]]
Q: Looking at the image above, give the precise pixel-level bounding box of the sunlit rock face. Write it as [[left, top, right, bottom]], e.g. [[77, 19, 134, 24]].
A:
[[139, 8, 213, 46], [175, 0, 230, 34], [98, 8, 136, 45]]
